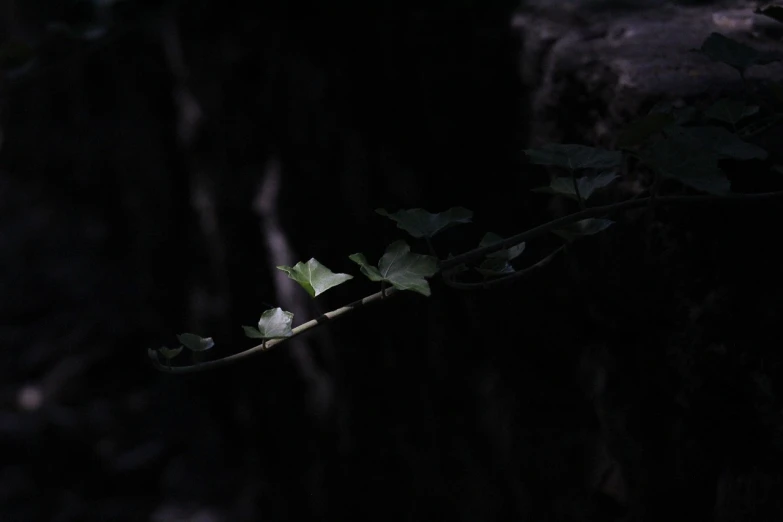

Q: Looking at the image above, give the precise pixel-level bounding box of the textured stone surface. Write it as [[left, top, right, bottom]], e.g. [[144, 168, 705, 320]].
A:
[[514, 0, 783, 146]]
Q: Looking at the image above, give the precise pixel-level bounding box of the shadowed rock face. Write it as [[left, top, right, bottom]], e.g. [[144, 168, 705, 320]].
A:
[[515, 0, 783, 147]]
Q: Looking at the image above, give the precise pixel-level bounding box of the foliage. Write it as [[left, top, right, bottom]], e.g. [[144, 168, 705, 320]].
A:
[[148, 19, 783, 374]]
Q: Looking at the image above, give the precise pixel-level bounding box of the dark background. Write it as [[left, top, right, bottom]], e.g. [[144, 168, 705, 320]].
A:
[[1, 0, 782, 521]]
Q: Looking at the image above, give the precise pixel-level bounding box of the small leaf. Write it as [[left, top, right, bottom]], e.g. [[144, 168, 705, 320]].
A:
[[277, 258, 353, 297], [375, 207, 473, 238], [705, 98, 759, 125], [756, 5, 783, 25], [552, 218, 614, 241], [242, 326, 266, 339], [256, 308, 294, 339], [665, 125, 768, 160], [177, 333, 215, 352], [349, 240, 438, 296], [616, 112, 675, 148], [644, 138, 730, 195], [478, 232, 525, 261], [158, 346, 183, 360], [524, 144, 622, 170], [694, 32, 783, 72], [533, 172, 618, 201], [476, 256, 515, 277]]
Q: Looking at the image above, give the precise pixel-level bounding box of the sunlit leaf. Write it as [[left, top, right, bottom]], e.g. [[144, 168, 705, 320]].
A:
[[277, 258, 353, 297], [375, 207, 473, 238], [524, 144, 622, 170], [176, 333, 215, 352], [532, 172, 618, 201], [349, 240, 438, 296], [552, 218, 614, 241], [248, 308, 294, 339]]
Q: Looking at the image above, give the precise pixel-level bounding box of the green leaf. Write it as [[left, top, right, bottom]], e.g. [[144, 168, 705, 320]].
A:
[[552, 218, 614, 241], [242, 326, 266, 339], [176, 333, 215, 352], [532, 172, 618, 201], [524, 144, 622, 170], [694, 32, 783, 72], [349, 240, 438, 296], [756, 5, 783, 25], [665, 125, 768, 161], [616, 112, 675, 148], [476, 256, 515, 277], [277, 258, 353, 297], [253, 308, 294, 339], [478, 232, 525, 261], [158, 346, 183, 360], [375, 207, 473, 239], [644, 138, 730, 195], [705, 98, 759, 125]]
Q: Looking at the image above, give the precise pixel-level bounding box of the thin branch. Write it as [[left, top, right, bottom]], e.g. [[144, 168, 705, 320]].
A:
[[151, 287, 398, 374], [442, 245, 566, 290], [439, 190, 783, 271]]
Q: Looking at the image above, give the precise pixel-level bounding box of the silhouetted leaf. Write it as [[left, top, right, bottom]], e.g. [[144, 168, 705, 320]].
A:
[[616, 112, 675, 148], [524, 144, 622, 170], [376, 207, 473, 238], [533, 172, 618, 201], [666, 125, 768, 160], [552, 219, 614, 241], [176, 333, 215, 352], [695, 32, 782, 72], [705, 98, 759, 125]]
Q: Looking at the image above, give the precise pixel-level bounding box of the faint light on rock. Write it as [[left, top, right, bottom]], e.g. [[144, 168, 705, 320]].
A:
[[17, 385, 43, 411]]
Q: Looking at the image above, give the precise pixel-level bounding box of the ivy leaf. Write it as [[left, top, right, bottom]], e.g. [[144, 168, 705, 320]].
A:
[[705, 98, 759, 125], [755, 5, 783, 25], [532, 172, 618, 201], [553, 218, 614, 241], [479, 232, 525, 261], [616, 112, 675, 148], [277, 258, 353, 297], [477, 257, 515, 278], [644, 138, 730, 195], [243, 308, 294, 340], [158, 346, 183, 360], [694, 32, 783, 73], [665, 125, 768, 161], [176, 333, 215, 352], [375, 207, 473, 239], [524, 144, 622, 170], [349, 240, 438, 296]]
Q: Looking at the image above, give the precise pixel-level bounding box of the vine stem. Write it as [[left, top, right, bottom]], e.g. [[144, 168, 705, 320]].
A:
[[153, 189, 783, 374], [152, 288, 398, 374], [439, 190, 783, 271]]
